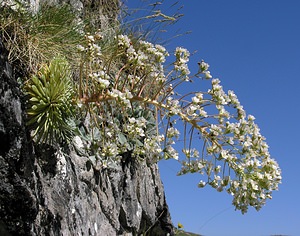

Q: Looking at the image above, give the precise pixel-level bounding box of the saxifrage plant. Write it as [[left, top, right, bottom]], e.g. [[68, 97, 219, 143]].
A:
[[2, 0, 281, 214], [74, 31, 281, 213]]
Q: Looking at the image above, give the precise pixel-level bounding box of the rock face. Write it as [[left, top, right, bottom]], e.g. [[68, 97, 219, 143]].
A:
[[0, 1, 174, 235]]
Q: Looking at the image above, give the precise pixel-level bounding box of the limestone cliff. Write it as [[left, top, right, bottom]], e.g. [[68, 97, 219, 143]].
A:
[[0, 1, 174, 235]]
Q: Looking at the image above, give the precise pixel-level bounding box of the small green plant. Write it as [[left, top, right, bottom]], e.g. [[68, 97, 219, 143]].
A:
[[25, 57, 75, 144]]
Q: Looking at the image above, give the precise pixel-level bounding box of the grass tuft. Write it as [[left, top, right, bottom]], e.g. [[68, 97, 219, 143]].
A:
[[0, 3, 84, 73]]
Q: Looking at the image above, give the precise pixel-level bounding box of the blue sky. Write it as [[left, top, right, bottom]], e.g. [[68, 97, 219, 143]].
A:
[[127, 1, 300, 235]]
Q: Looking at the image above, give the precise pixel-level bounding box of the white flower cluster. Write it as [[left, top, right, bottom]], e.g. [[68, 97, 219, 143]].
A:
[[144, 135, 164, 159], [108, 89, 133, 109], [117, 34, 131, 48], [174, 47, 190, 80], [89, 71, 110, 89], [175, 75, 281, 213], [163, 126, 180, 160], [117, 35, 169, 89], [198, 60, 212, 79], [124, 117, 147, 138], [187, 92, 208, 118], [166, 97, 181, 116], [84, 33, 102, 57], [76, 31, 281, 213]]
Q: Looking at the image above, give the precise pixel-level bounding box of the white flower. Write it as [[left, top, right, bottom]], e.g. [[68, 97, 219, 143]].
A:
[[165, 146, 179, 160], [77, 45, 85, 52], [127, 45, 135, 54], [205, 71, 212, 79], [198, 60, 210, 72], [86, 35, 95, 42], [167, 127, 180, 139], [199, 108, 207, 117], [98, 78, 110, 88], [198, 180, 206, 188], [220, 150, 229, 159], [117, 34, 131, 48], [248, 115, 256, 121], [192, 96, 200, 104], [187, 104, 198, 116], [128, 117, 136, 123]]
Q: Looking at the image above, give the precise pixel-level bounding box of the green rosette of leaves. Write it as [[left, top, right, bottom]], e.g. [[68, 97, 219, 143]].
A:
[[25, 57, 75, 144]]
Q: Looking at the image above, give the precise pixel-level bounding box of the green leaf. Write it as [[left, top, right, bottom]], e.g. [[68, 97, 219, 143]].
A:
[[118, 132, 127, 145]]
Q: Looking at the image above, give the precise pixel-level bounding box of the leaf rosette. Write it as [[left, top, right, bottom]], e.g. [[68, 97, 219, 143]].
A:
[[25, 57, 74, 144]]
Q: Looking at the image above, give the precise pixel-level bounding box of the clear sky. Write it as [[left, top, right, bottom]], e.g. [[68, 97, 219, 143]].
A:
[[127, 1, 300, 236]]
